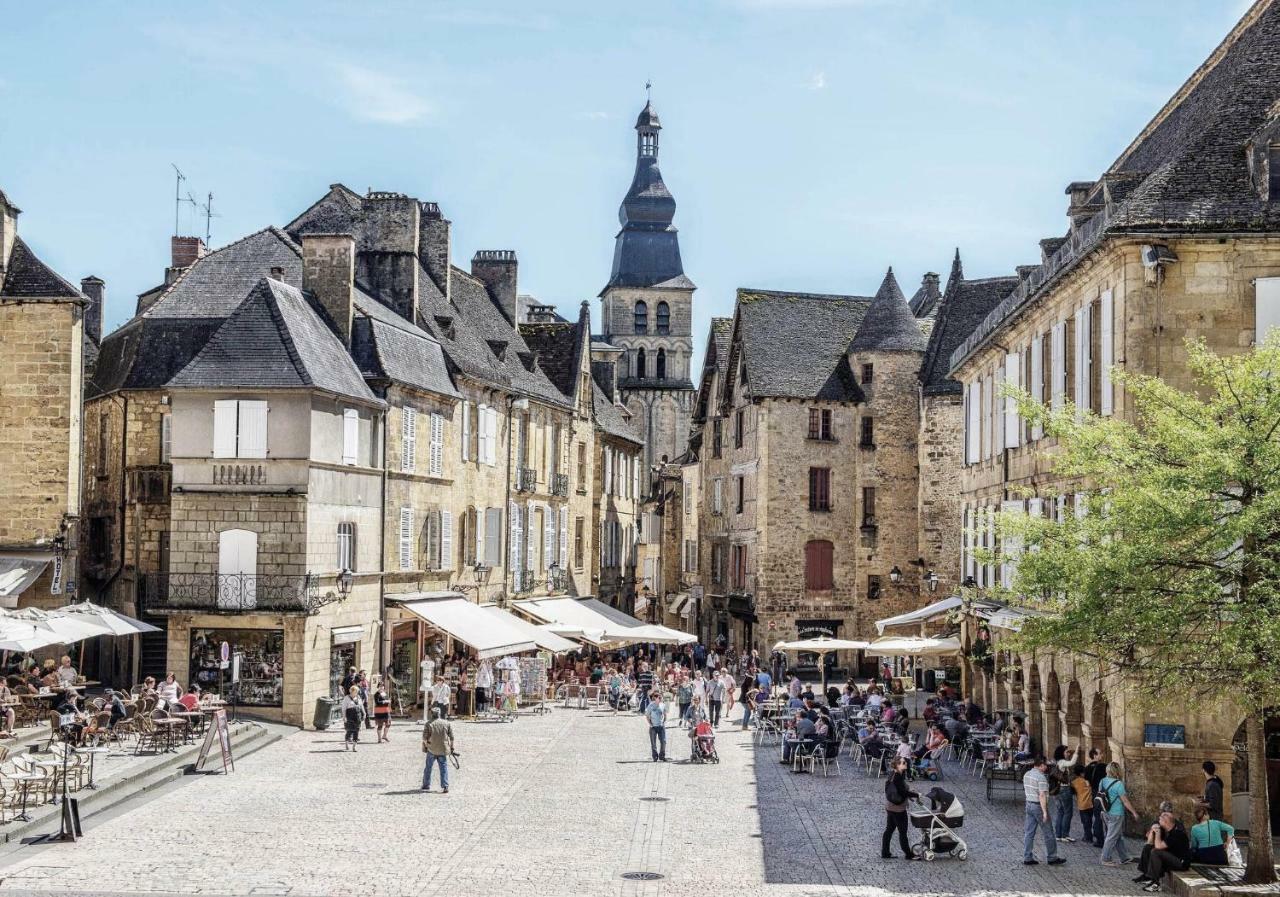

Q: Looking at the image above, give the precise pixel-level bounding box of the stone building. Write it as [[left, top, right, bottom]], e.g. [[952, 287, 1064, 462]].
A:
[[598, 100, 696, 479], [0, 187, 96, 613], [949, 0, 1280, 829]]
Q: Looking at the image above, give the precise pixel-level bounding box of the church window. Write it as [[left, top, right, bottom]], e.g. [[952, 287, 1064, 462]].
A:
[[634, 301, 648, 334], [656, 348, 667, 380], [636, 348, 646, 379], [656, 302, 670, 335]]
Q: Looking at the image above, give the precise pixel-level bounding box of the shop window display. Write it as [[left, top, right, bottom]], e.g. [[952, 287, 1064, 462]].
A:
[[190, 628, 284, 706]]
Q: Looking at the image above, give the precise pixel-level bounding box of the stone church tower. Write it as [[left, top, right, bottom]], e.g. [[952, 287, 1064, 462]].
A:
[[599, 99, 696, 479]]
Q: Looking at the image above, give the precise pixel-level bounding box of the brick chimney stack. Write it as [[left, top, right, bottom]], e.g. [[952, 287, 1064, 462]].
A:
[[80, 276, 104, 344], [302, 234, 356, 347], [471, 250, 518, 325]]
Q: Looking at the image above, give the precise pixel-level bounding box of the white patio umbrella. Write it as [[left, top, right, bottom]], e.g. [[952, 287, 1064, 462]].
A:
[[772, 636, 871, 692], [58, 601, 161, 636], [866, 635, 962, 657], [3, 607, 115, 642]]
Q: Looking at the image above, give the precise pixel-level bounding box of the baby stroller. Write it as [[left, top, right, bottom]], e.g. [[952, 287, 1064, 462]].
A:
[[691, 720, 719, 763], [909, 787, 967, 861]]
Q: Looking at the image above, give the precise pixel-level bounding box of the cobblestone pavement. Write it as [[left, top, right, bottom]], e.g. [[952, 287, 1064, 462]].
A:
[[0, 706, 1146, 897]]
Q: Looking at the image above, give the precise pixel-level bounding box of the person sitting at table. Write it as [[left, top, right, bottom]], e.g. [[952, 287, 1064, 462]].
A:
[[156, 672, 182, 708], [1013, 725, 1033, 763], [0, 681, 13, 735], [782, 710, 816, 764], [178, 686, 200, 712], [915, 723, 949, 761], [861, 728, 886, 762], [922, 698, 938, 724], [865, 689, 884, 715], [40, 660, 61, 689], [945, 713, 970, 746], [882, 702, 897, 724], [105, 690, 128, 728], [54, 690, 86, 744], [825, 685, 840, 707], [56, 655, 78, 686], [140, 676, 158, 700], [895, 738, 914, 764]]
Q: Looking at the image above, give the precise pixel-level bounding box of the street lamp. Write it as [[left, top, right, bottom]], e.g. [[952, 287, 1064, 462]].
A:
[[640, 584, 654, 623], [962, 575, 977, 589], [337, 568, 354, 598], [925, 570, 939, 592], [889, 565, 902, 584]]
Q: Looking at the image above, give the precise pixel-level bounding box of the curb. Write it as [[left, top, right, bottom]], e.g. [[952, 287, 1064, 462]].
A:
[[1, 722, 283, 843]]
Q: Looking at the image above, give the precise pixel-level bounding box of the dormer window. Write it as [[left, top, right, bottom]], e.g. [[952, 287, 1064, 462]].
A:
[[487, 339, 508, 361]]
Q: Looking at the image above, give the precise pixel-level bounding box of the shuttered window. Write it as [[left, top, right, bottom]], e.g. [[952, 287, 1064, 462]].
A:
[[509, 502, 523, 588], [1051, 321, 1066, 412], [804, 540, 833, 591], [1074, 304, 1091, 416], [460, 402, 471, 461], [1100, 290, 1114, 416], [213, 399, 267, 459], [342, 408, 359, 465], [484, 507, 502, 567], [429, 412, 444, 477], [440, 510, 453, 571], [559, 507, 569, 567], [401, 407, 417, 473], [1004, 352, 1021, 448], [543, 507, 554, 570], [398, 507, 414, 571], [1030, 334, 1044, 439], [808, 467, 830, 511], [160, 414, 172, 463]]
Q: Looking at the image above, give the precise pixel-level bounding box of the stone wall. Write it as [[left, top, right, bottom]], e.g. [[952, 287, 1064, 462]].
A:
[[169, 493, 307, 576], [918, 394, 964, 591]]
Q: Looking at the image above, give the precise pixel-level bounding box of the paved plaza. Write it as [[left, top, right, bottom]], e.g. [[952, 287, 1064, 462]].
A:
[[0, 707, 1146, 897]]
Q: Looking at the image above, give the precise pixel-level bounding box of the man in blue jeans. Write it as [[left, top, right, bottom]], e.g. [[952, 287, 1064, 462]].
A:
[[645, 691, 667, 761], [1023, 756, 1067, 866], [421, 708, 454, 792]]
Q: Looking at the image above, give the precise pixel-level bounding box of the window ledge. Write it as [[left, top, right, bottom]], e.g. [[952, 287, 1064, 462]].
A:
[[806, 436, 839, 444]]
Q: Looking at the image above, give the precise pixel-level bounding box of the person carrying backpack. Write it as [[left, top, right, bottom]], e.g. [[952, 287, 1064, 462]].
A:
[[1084, 748, 1109, 848], [1098, 762, 1141, 866], [1201, 760, 1225, 821]]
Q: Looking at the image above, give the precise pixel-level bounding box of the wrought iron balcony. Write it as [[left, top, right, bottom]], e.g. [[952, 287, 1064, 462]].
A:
[[515, 467, 538, 493], [140, 572, 338, 615], [549, 566, 568, 593], [551, 473, 570, 497]]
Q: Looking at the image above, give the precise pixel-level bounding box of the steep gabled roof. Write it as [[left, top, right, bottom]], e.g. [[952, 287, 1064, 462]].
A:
[[909, 273, 942, 319], [0, 238, 84, 300], [731, 289, 870, 402], [168, 278, 378, 405], [921, 272, 1020, 395], [353, 316, 459, 399], [591, 380, 643, 445], [849, 269, 927, 353], [143, 227, 302, 320], [519, 321, 580, 400]]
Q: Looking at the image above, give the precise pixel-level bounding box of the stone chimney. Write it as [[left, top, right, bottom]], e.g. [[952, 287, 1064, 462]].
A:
[[471, 250, 518, 325], [1065, 181, 1098, 227], [301, 234, 356, 347], [171, 236, 206, 270], [358, 191, 420, 325], [525, 303, 559, 323], [80, 276, 104, 344], [418, 202, 451, 302]]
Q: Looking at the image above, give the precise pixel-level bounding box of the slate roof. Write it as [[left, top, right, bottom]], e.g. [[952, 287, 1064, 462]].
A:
[[0, 238, 84, 300], [849, 269, 927, 353], [921, 269, 1020, 395], [951, 0, 1280, 372], [591, 379, 643, 445], [144, 228, 302, 319], [730, 289, 870, 402], [169, 278, 378, 404], [709, 317, 733, 374], [909, 274, 942, 319], [519, 321, 580, 399], [693, 317, 735, 423], [353, 317, 459, 399]]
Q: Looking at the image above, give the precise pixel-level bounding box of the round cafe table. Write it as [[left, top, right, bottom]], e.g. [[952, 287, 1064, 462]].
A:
[[8, 772, 41, 821], [79, 746, 111, 789]]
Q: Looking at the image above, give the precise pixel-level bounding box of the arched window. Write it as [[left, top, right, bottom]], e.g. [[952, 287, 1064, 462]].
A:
[[656, 348, 667, 380], [636, 348, 646, 379], [804, 540, 833, 590], [634, 301, 648, 334], [656, 301, 670, 335]]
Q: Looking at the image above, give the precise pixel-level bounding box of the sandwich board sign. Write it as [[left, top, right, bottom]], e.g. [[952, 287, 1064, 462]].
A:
[[195, 708, 234, 774]]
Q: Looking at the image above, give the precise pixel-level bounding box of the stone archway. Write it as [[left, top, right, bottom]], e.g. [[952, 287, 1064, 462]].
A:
[[1026, 662, 1044, 747], [1010, 664, 1025, 714], [1044, 669, 1063, 751], [1065, 680, 1085, 742], [1089, 692, 1111, 756], [1230, 712, 1280, 834]]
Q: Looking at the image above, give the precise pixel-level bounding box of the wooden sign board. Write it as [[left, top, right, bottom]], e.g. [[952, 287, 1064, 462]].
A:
[[195, 709, 235, 774]]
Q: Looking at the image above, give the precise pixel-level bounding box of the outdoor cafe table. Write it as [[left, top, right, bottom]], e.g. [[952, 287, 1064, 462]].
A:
[[152, 717, 187, 752], [8, 772, 41, 821], [79, 745, 110, 788], [171, 710, 205, 735]]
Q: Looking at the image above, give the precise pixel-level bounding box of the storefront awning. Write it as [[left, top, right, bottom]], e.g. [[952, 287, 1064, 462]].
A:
[[0, 559, 48, 607], [867, 635, 962, 657], [398, 596, 537, 659], [874, 596, 963, 634], [513, 596, 696, 646], [331, 625, 363, 645], [479, 604, 578, 654]]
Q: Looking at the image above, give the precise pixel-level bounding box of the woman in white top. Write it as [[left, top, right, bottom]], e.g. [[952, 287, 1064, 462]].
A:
[[156, 672, 182, 708]]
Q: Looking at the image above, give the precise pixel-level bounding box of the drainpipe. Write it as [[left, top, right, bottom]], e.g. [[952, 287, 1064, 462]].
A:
[[377, 405, 388, 679], [501, 394, 530, 603]]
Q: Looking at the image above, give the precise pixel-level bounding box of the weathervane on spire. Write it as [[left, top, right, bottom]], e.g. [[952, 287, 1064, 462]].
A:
[[645, 79, 652, 101]]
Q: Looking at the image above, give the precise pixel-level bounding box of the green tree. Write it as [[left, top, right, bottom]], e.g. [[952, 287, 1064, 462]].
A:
[[997, 338, 1280, 883]]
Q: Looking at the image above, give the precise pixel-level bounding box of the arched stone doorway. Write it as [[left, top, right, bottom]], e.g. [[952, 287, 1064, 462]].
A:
[[1229, 712, 1280, 834], [1089, 693, 1111, 756], [1044, 669, 1063, 751], [1010, 664, 1025, 714], [1065, 680, 1085, 742], [1026, 663, 1043, 747]]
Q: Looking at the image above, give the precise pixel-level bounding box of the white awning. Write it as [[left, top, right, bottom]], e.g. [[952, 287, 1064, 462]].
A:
[[867, 635, 962, 657], [331, 625, 364, 645], [400, 596, 537, 659], [513, 596, 696, 646], [875, 596, 963, 634], [479, 605, 577, 654], [0, 559, 48, 606]]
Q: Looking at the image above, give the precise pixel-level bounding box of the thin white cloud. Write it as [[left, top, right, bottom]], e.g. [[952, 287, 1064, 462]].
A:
[[334, 64, 431, 126], [583, 111, 612, 120], [808, 71, 827, 90]]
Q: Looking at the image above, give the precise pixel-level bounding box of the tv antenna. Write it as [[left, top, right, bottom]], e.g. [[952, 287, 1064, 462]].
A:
[[190, 191, 220, 245], [171, 164, 199, 236]]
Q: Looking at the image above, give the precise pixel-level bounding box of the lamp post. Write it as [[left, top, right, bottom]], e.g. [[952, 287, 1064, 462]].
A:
[[889, 565, 902, 585], [925, 570, 939, 592], [337, 568, 354, 598], [640, 584, 654, 624]]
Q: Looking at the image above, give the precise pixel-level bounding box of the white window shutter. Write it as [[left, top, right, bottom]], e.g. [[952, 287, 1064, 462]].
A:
[[161, 414, 172, 463], [461, 402, 471, 461], [633, 454, 640, 497], [982, 374, 994, 460], [342, 408, 359, 465], [1003, 353, 1020, 448], [238, 401, 268, 459], [509, 502, 523, 586], [962, 507, 974, 580], [992, 367, 1005, 453], [398, 507, 414, 571], [1030, 335, 1044, 439], [401, 407, 417, 473], [526, 501, 536, 571], [1256, 277, 1280, 344], [1100, 290, 1114, 416], [559, 507, 568, 566], [439, 510, 453, 571], [429, 412, 444, 477], [543, 507, 554, 571], [963, 384, 975, 464], [1000, 499, 1023, 588], [484, 406, 497, 466], [485, 507, 502, 567], [213, 401, 237, 458], [1051, 322, 1065, 411], [1074, 492, 1088, 520], [1074, 306, 1089, 415]]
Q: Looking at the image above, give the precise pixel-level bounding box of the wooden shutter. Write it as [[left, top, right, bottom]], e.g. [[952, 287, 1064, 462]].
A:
[[238, 401, 268, 459], [559, 507, 568, 566], [1074, 305, 1090, 415], [213, 401, 237, 458], [1100, 290, 1114, 416], [401, 407, 417, 473], [1030, 334, 1044, 439], [398, 507, 413, 571], [484, 406, 497, 466], [429, 412, 444, 476], [439, 510, 453, 571], [485, 507, 502, 566], [342, 408, 359, 465], [543, 507, 554, 570], [461, 402, 471, 461], [1004, 353, 1020, 448], [161, 414, 172, 463], [1051, 322, 1065, 411], [509, 502, 523, 587], [526, 501, 536, 572]]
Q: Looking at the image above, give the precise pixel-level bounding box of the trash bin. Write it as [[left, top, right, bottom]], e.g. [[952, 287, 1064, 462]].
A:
[[923, 669, 937, 693], [313, 696, 337, 730]]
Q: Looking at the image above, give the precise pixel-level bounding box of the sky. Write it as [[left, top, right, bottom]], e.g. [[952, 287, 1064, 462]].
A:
[[0, 0, 1253, 369]]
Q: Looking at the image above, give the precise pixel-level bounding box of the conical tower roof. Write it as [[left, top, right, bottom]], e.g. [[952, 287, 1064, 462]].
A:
[[848, 268, 927, 353]]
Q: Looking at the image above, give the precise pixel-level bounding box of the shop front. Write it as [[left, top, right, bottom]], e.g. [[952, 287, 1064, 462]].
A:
[[793, 618, 850, 681], [189, 626, 284, 707]]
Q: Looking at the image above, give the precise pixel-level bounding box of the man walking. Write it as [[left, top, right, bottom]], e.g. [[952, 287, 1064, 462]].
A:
[[1201, 761, 1225, 821], [645, 690, 667, 761], [1024, 756, 1067, 866], [421, 708, 454, 793], [636, 663, 654, 714]]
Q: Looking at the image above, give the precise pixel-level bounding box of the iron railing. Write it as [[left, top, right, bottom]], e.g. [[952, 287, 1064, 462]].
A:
[[515, 467, 538, 493], [551, 473, 570, 497], [212, 463, 266, 486], [140, 572, 338, 615]]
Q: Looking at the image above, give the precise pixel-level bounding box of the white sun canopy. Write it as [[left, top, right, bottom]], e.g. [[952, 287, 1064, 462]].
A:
[[396, 595, 537, 659], [874, 596, 964, 634], [479, 604, 578, 654], [773, 637, 870, 654], [513, 597, 696, 646], [867, 635, 962, 657]]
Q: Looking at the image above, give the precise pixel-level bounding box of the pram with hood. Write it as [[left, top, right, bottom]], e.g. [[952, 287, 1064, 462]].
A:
[[909, 787, 967, 861], [691, 720, 719, 763]]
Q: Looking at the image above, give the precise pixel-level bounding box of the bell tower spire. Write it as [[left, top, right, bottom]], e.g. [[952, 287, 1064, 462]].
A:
[[636, 86, 661, 160]]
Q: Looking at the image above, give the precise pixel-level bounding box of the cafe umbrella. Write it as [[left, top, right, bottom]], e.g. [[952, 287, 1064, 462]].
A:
[[772, 636, 871, 693], [58, 601, 160, 636]]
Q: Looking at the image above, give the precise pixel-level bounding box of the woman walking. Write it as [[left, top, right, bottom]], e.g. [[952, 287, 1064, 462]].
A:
[[372, 678, 392, 743], [739, 675, 756, 730], [341, 685, 365, 751], [882, 757, 920, 860], [1099, 762, 1141, 865]]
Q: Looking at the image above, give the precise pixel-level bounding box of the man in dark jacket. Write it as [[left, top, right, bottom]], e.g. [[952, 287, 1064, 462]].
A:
[[1135, 810, 1190, 890], [1201, 761, 1225, 821]]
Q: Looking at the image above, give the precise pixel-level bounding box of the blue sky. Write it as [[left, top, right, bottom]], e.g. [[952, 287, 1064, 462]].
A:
[[1, 0, 1251, 364]]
